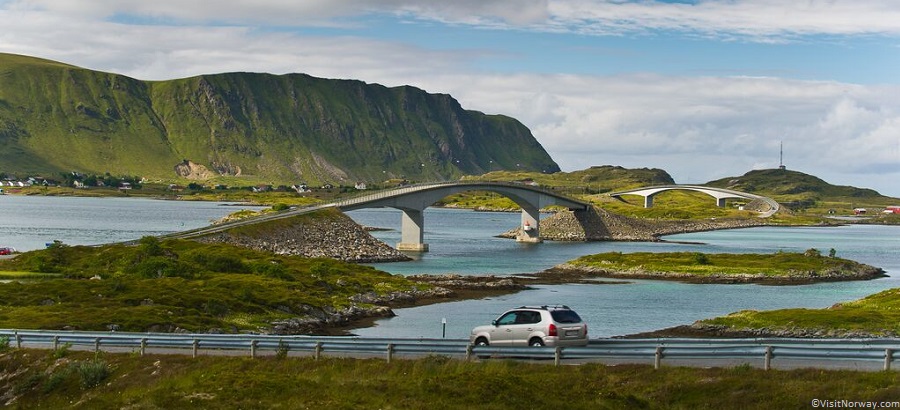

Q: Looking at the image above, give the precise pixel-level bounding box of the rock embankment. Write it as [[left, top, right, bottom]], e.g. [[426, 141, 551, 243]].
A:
[[499, 207, 771, 241], [194, 208, 411, 263]]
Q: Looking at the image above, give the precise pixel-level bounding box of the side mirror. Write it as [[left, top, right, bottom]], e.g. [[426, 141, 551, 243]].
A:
[[491, 319, 498, 326]]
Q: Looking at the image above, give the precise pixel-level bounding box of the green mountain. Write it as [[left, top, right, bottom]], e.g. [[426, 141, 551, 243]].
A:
[[0, 53, 559, 185], [704, 168, 895, 202]]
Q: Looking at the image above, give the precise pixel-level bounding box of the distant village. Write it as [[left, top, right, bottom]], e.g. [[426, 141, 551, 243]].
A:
[[0, 171, 377, 195]]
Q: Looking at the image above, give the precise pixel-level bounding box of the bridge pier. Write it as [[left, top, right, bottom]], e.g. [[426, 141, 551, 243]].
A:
[[716, 197, 727, 207], [516, 207, 542, 243], [397, 209, 429, 252], [644, 195, 654, 208]]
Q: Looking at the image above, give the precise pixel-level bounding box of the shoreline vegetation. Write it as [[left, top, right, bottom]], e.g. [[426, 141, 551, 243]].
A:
[[547, 250, 886, 285]]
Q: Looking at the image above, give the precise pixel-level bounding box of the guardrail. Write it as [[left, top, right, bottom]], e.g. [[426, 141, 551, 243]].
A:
[[3, 329, 899, 370]]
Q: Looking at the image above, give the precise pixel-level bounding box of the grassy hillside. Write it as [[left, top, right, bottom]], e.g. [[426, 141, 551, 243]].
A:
[[3, 349, 899, 409], [0, 53, 558, 185], [705, 169, 898, 214]]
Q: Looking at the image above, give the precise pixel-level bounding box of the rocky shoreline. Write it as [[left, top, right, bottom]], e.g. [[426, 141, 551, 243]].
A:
[[195, 208, 411, 263]]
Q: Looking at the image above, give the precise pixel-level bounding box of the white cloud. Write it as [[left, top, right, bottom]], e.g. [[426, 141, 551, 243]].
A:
[[1, 1, 898, 195], [11, 0, 900, 38], [546, 0, 900, 39], [429, 73, 900, 193]]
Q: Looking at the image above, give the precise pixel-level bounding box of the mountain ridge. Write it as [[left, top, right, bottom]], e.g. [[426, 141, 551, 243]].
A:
[[0, 53, 559, 185]]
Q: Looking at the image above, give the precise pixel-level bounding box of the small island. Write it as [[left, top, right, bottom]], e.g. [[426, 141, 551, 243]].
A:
[[546, 249, 886, 285]]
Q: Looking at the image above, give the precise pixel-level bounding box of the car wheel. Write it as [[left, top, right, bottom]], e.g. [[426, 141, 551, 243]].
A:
[[475, 337, 489, 347], [529, 338, 545, 347]]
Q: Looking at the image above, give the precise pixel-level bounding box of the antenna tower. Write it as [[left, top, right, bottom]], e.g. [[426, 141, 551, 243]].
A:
[[778, 141, 785, 170]]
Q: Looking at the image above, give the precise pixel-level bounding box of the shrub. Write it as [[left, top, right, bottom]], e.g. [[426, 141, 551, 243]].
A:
[[693, 253, 710, 265], [0, 335, 9, 351], [272, 203, 290, 211], [77, 359, 110, 389], [128, 256, 192, 278], [53, 343, 72, 359], [276, 340, 289, 360], [137, 236, 164, 257]]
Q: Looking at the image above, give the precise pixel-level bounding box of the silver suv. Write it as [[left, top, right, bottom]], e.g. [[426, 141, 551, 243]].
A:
[[469, 305, 589, 347]]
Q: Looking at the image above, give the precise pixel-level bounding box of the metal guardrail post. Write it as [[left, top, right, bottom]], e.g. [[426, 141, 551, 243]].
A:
[[654, 346, 663, 369], [465, 344, 473, 362], [314, 342, 322, 360], [15, 332, 21, 349], [554, 346, 562, 366], [140, 338, 147, 356], [53, 335, 59, 350], [94, 337, 101, 353], [386, 343, 394, 363], [251, 340, 258, 358], [764, 346, 773, 370], [885, 348, 893, 371], [192, 339, 199, 358]]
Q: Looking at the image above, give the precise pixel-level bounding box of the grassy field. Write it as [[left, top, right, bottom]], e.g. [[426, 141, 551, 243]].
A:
[[0, 237, 424, 333], [562, 250, 878, 279], [1, 347, 899, 409], [0, 271, 60, 280], [699, 288, 900, 336]]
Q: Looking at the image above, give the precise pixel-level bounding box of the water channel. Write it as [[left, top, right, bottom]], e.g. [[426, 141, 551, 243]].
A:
[[345, 208, 900, 339], [1, 196, 898, 339]]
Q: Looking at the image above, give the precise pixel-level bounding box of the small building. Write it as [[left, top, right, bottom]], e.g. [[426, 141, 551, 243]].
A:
[[354, 182, 367, 190], [853, 208, 867, 215], [883, 206, 900, 215]]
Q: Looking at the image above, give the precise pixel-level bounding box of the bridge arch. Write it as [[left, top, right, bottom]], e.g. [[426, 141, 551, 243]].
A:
[[608, 185, 778, 215], [335, 182, 588, 252]]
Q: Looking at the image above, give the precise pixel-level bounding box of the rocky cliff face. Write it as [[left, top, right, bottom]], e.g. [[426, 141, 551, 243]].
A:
[[0, 53, 559, 184]]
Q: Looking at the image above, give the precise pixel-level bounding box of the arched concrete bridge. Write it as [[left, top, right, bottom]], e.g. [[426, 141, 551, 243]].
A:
[[165, 181, 589, 252], [608, 185, 779, 216]]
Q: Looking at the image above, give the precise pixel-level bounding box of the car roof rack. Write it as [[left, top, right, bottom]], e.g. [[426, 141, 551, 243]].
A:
[[517, 305, 570, 310]]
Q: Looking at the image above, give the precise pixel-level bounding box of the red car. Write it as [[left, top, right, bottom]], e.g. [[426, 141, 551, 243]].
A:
[[0, 247, 14, 255]]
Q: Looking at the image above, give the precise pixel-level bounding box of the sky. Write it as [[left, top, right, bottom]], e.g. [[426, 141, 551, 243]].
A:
[[1, 0, 899, 196]]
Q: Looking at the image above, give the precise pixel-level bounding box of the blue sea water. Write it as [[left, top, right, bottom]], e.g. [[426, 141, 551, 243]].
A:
[[345, 208, 900, 339], [1, 197, 897, 339]]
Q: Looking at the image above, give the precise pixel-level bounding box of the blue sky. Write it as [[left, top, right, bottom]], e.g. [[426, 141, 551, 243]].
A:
[[2, 0, 899, 195]]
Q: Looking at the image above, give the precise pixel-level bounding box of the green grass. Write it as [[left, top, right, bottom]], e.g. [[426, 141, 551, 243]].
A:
[[565, 250, 874, 278], [700, 288, 900, 336], [3, 349, 899, 409], [0, 271, 61, 280], [0, 237, 422, 333]]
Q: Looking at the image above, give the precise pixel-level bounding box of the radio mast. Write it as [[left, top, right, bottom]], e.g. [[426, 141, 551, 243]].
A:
[[778, 141, 786, 170]]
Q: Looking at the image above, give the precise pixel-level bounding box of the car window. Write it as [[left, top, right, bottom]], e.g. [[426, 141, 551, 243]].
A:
[[550, 310, 582, 323], [496, 312, 518, 325]]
